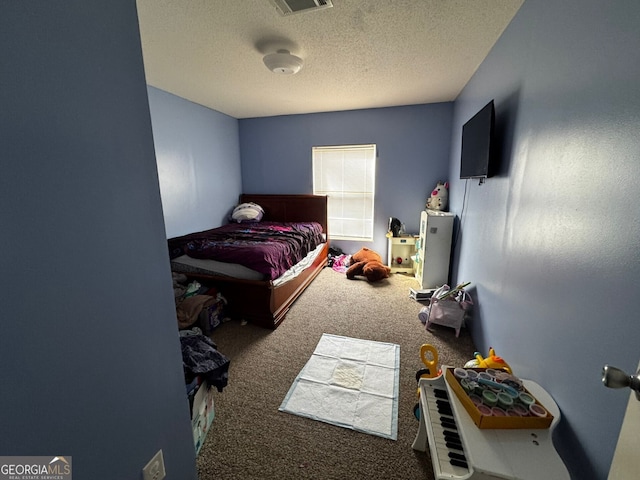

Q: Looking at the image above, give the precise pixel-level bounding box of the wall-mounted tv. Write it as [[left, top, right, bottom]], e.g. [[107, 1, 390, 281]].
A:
[[459, 100, 495, 180]]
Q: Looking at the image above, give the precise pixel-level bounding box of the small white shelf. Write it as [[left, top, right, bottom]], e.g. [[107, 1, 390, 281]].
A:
[[387, 236, 417, 273]]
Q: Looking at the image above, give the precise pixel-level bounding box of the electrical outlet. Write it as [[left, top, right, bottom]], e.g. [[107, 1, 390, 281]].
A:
[[142, 449, 166, 480]]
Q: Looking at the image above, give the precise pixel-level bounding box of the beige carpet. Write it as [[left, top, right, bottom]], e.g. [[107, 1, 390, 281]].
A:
[[196, 267, 477, 479]]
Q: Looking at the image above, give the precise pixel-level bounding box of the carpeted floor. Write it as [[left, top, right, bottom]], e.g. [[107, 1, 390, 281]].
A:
[[196, 267, 477, 479]]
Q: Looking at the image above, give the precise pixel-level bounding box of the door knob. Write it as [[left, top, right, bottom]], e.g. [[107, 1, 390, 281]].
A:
[[602, 365, 640, 400]]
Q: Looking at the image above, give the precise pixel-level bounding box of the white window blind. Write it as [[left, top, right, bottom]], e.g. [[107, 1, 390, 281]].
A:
[[312, 144, 376, 241]]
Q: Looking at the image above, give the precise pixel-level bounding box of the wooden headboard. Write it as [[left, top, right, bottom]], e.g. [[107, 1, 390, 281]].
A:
[[239, 194, 328, 235]]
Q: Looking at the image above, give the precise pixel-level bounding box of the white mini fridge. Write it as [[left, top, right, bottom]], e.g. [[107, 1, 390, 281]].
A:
[[414, 210, 454, 289]]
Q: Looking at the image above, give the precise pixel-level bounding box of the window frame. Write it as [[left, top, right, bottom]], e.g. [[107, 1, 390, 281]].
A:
[[312, 144, 377, 242]]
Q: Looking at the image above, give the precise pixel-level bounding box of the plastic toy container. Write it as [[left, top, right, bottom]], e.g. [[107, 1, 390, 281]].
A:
[[445, 368, 553, 429]]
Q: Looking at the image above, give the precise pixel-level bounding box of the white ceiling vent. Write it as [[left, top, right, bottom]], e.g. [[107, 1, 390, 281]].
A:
[[269, 0, 333, 16]]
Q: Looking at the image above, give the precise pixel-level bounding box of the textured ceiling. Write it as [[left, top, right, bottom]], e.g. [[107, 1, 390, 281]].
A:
[[136, 0, 523, 119]]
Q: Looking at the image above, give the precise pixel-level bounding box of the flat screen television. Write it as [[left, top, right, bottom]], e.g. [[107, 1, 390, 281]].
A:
[[459, 100, 495, 180]]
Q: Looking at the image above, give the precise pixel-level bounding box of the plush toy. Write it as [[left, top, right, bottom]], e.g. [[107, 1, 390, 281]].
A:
[[345, 247, 391, 282], [426, 181, 449, 211]]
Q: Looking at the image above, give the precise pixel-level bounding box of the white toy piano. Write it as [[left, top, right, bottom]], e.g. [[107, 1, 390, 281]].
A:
[[412, 368, 570, 479]]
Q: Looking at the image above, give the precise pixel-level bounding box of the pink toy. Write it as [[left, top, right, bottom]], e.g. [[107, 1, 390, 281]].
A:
[[426, 181, 449, 211]]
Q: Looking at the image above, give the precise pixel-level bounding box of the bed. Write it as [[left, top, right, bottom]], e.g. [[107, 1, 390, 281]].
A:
[[168, 194, 329, 329]]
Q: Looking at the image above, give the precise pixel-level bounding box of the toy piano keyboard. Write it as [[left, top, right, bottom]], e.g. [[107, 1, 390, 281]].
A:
[[412, 366, 569, 479]]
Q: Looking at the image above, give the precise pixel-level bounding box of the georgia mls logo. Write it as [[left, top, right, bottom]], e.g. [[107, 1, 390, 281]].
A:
[[0, 456, 72, 480]]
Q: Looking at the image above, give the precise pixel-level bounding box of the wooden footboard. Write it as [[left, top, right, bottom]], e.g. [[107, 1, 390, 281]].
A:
[[185, 194, 328, 329], [269, 242, 328, 327], [200, 242, 328, 329]]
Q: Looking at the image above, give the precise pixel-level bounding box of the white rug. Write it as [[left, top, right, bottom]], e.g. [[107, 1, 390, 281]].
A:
[[279, 333, 400, 440]]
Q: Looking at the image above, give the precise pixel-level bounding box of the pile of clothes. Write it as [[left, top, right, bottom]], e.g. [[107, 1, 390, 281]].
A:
[[180, 327, 229, 393], [173, 272, 230, 393], [327, 246, 351, 273], [173, 273, 229, 334]]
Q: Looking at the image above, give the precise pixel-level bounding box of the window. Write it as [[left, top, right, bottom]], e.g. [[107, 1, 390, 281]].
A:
[[312, 144, 376, 241]]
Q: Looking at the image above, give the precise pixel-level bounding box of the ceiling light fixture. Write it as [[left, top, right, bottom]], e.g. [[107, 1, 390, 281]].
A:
[[263, 49, 304, 75]]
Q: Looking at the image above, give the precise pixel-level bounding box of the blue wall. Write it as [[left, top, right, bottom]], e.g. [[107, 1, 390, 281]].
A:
[[148, 87, 242, 238], [0, 3, 197, 479], [239, 104, 453, 256], [448, 1, 640, 478], [14, 0, 632, 477]]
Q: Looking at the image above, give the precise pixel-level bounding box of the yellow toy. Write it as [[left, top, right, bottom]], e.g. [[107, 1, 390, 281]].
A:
[[466, 347, 512, 374], [418, 344, 440, 379], [414, 344, 440, 420]]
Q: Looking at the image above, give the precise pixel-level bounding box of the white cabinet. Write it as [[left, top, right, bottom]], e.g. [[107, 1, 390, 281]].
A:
[[387, 236, 416, 273], [414, 210, 454, 289]]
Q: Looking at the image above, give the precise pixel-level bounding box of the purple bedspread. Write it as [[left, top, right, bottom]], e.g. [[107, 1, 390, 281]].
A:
[[168, 221, 324, 280]]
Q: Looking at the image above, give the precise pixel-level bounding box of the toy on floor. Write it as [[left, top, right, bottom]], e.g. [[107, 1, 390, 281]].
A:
[[345, 247, 391, 282], [426, 181, 449, 211], [464, 347, 513, 374]]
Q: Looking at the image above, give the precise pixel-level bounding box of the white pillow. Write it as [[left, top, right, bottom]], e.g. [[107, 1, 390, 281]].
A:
[[231, 203, 264, 223]]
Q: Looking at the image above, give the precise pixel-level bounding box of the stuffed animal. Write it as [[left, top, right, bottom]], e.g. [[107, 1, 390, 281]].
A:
[[426, 181, 449, 211], [345, 247, 391, 282]]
